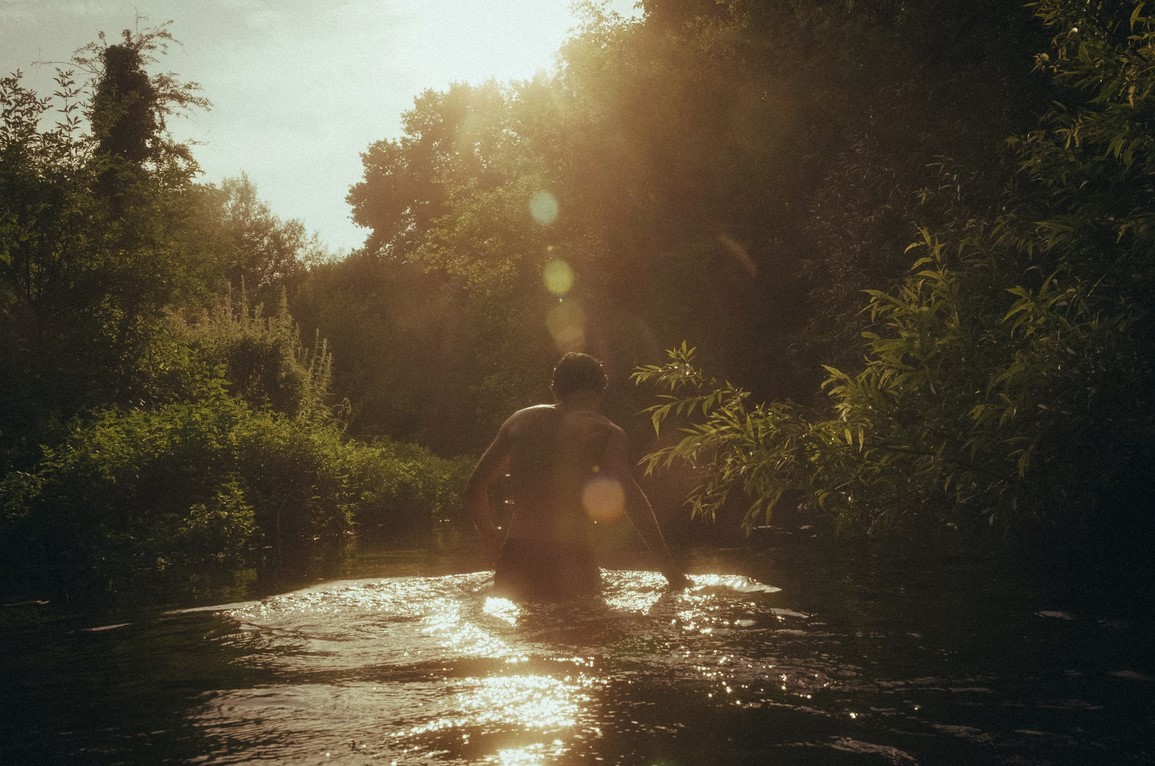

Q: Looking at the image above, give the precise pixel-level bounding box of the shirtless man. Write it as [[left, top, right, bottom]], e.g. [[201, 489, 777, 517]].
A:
[[464, 353, 689, 600]]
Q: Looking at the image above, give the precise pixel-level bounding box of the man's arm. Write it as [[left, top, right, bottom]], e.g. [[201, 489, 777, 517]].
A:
[[607, 429, 689, 589], [463, 430, 511, 566]]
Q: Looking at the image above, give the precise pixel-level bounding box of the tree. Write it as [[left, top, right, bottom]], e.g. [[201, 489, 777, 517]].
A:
[[0, 21, 210, 466], [207, 174, 327, 300], [1, 24, 476, 603], [633, 1, 1155, 568], [77, 21, 208, 201], [335, 81, 565, 451]]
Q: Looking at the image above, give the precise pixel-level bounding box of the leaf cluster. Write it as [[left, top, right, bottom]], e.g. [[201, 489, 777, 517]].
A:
[[632, 1, 1155, 552]]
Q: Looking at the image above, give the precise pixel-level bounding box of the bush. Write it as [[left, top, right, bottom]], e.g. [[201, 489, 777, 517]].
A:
[[0, 380, 478, 601], [343, 438, 473, 538], [0, 391, 356, 600]]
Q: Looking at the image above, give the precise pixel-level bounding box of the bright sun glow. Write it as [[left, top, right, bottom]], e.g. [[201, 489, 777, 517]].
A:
[[0, 1, 641, 254]]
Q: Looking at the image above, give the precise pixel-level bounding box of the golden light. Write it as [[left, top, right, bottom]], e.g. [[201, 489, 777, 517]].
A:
[[542, 258, 574, 296], [581, 475, 626, 523], [529, 190, 559, 225], [546, 299, 585, 352], [398, 672, 588, 742], [424, 596, 524, 660], [490, 741, 568, 765], [465, 674, 587, 730], [601, 571, 670, 613]]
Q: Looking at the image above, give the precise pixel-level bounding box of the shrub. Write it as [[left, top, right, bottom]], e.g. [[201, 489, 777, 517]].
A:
[[343, 438, 473, 537], [0, 391, 358, 600]]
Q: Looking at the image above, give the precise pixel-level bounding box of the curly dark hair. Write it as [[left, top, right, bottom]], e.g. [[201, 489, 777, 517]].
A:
[[551, 353, 607, 398]]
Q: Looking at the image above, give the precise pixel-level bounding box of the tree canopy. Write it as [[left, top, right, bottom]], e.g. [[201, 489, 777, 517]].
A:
[[3, 1, 1152, 599], [630, 0, 1155, 569]]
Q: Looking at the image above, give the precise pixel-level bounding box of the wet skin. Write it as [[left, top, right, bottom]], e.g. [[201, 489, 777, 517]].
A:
[[465, 390, 686, 599]]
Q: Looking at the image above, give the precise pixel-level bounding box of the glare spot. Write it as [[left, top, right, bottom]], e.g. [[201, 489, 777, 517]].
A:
[[542, 258, 574, 296], [425, 598, 519, 659], [546, 299, 585, 352], [529, 190, 559, 225], [483, 596, 521, 626], [581, 476, 625, 523], [601, 570, 668, 613], [466, 674, 588, 730], [690, 573, 781, 593], [488, 742, 566, 765]]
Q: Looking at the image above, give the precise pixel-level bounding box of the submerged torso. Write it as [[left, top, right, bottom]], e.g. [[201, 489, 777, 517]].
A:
[[494, 403, 621, 599]]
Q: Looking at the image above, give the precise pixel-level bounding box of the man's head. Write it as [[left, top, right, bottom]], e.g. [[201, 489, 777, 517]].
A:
[[551, 352, 607, 400]]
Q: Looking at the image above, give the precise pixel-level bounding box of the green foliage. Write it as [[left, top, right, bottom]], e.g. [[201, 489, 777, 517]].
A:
[[794, 0, 1050, 372], [211, 174, 328, 299], [10, 1, 1149, 596], [0, 396, 264, 597], [1, 24, 472, 603], [634, 343, 782, 523], [633, 344, 852, 532], [0, 354, 473, 602], [323, 0, 1053, 456], [0, 28, 217, 466], [330, 79, 564, 451], [73, 21, 209, 180], [0, 379, 470, 600], [634, 2, 1155, 554], [342, 439, 474, 536], [185, 289, 336, 421]]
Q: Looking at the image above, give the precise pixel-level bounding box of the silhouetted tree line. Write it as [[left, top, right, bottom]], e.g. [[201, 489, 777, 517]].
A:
[[0, 25, 467, 602]]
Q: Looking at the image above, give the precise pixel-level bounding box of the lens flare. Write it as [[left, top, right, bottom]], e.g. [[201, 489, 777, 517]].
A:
[[542, 258, 574, 296], [546, 299, 585, 352], [582, 475, 625, 523], [529, 190, 559, 225]]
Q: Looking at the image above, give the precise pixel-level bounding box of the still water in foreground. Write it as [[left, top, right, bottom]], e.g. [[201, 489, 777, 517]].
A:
[[2, 535, 1153, 764]]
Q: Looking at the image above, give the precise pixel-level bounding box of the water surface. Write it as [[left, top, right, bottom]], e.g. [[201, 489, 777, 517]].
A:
[[2, 537, 1152, 764]]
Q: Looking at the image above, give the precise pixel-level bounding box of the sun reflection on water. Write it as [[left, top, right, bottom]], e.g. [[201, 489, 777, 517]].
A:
[[403, 672, 592, 737], [483, 596, 521, 626], [601, 570, 669, 613], [196, 569, 801, 763], [25, 544, 1136, 764], [487, 740, 569, 765]]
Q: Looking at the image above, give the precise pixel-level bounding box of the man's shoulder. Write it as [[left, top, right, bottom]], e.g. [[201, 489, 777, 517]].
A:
[[507, 403, 555, 420], [500, 404, 556, 431]]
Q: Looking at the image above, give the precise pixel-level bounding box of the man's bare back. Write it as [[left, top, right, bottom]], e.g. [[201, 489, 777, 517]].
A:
[[465, 354, 687, 601]]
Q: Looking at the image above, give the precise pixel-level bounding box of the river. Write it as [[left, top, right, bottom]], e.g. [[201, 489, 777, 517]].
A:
[[2, 530, 1153, 764]]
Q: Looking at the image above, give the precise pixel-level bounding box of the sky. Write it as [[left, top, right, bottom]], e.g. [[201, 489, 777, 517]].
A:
[[1, 0, 638, 254]]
